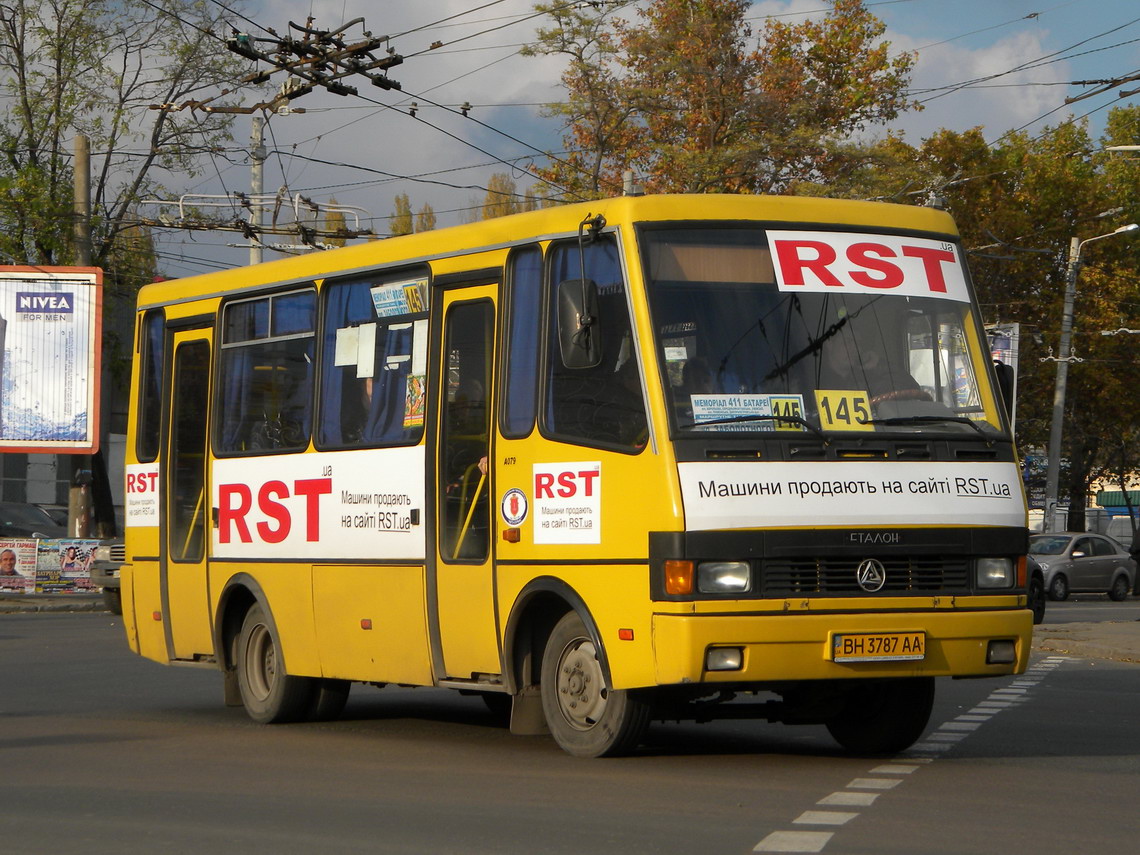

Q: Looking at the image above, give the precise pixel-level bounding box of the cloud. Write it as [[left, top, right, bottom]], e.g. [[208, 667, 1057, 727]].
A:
[[888, 29, 1073, 142]]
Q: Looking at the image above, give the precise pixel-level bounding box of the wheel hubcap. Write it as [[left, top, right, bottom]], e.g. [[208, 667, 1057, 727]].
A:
[[556, 638, 608, 730], [245, 623, 275, 701]]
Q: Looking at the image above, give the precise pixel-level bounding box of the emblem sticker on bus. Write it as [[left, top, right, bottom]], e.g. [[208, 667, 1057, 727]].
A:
[[501, 488, 529, 527]]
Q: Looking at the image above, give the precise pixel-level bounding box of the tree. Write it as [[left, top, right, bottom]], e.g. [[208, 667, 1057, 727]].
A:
[[526, 0, 917, 199], [415, 203, 436, 232], [0, 0, 246, 276], [0, 1, 247, 535], [482, 172, 519, 220], [861, 111, 1140, 528], [390, 192, 413, 236]]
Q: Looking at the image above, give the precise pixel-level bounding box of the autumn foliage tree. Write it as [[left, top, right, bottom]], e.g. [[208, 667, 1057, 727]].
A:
[[390, 193, 414, 236], [835, 110, 1140, 527], [526, 0, 917, 199], [0, 0, 245, 274]]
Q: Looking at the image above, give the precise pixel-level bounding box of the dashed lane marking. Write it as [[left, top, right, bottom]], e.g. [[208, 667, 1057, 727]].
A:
[[750, 656, 1070, 853]]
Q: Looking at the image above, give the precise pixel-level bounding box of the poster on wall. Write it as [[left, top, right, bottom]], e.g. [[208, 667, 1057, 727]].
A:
[[0, 538, 37, 592], [0, 266, 102, 453], [33, 539, 98, 594]]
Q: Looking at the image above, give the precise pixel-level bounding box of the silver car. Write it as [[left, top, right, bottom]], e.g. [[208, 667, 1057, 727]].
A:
[[1029, 532, 1136, 602]]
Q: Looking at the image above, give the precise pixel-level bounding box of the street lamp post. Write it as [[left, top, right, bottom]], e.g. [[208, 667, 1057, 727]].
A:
[[1042, 223, 1139, 532]]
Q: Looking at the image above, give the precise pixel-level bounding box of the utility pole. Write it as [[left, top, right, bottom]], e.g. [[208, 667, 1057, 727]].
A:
[[1042, 223, 1139, 532], [250, 115, 266, 265], [70, 134, 92, 537]]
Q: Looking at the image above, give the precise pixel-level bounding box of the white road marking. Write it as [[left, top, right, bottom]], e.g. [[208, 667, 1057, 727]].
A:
[[847, 777, 902, 790], [754, 830, 833, 852], [817, 791, 879, 807], [793, 811, 858, 826], [870, 763, 920, 774], [747, 657, 1066, 853]]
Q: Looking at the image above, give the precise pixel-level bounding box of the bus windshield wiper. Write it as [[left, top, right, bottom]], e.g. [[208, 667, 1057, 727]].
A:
[[863, 414, 993, 441], [686, 414, 831, 443]]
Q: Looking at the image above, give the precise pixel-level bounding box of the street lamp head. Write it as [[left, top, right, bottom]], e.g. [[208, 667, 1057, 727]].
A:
[[1115, 223, 1139, 234]]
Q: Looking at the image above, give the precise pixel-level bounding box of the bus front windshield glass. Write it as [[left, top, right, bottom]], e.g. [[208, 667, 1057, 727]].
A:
[[641, 226, 1005, 437]]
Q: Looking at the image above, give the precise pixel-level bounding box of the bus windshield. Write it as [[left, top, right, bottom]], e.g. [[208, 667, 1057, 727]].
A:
[[641, 225, 1004, 437]]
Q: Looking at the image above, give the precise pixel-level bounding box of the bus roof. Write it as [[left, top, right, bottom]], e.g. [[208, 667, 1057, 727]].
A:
[[138, 193, 959, 309]]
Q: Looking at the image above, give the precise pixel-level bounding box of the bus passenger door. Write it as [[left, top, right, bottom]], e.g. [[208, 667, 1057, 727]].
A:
[[162, 328, 214, 660], [432, 288, 501, 680]]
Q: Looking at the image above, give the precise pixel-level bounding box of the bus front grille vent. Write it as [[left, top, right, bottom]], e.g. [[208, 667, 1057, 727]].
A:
[[760, 557, 971, 596]]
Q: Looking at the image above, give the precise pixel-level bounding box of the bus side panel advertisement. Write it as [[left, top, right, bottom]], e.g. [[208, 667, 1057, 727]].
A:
[[677, 461, 1026, 530], [767, 231, 970, 303], [211, 448, 426, 560], [125, 462, 161, 526], [533, 462, 601, 545]]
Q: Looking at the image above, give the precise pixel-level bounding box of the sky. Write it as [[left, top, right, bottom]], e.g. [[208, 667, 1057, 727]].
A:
[[148, 0, 1140, 276]]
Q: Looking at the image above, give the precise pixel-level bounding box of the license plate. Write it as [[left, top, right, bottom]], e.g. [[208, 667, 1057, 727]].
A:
[[833, 632, 925, 662]]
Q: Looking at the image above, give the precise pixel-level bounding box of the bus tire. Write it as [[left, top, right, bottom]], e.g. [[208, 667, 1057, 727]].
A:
[[825, 677, 935, 755], [102, 587, 122, 615], [1028, 573, 1046, 625], [307, 679, 351, 722], [540, 611, 650, 757], [236, 603, 314, 724]]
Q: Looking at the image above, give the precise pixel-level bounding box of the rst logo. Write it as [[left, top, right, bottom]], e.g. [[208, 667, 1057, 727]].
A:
[[768, 230, 970, 303], [217, 478, 332, 544], [126, 468, 158, 495], [534, 467, 599, 499]]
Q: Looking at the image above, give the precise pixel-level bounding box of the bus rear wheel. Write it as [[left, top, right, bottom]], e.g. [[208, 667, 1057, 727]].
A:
[[236, 603, 314, 723], [825, 677, 935, 755], [540, 612, 650, 758]]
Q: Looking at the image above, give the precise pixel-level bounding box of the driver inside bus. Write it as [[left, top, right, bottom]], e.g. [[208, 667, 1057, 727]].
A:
[[820, 314, 929, 405]]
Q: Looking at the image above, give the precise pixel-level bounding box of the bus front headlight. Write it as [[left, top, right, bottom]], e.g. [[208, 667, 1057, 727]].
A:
[[697, 561, 751, 594], [976, 557, 1014, 589]]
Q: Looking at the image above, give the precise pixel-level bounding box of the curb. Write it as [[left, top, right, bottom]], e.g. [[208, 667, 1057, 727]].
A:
[[0, 594, 106, 614]]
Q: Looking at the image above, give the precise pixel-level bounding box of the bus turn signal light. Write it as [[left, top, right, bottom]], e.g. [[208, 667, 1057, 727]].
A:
[[664, 560, 694, 595]]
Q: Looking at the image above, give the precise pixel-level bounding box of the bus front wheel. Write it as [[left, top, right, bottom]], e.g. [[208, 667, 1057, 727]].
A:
[[236, 603, 314, 724], [540, 611, 650, 758], [825, 677, 935, 755]]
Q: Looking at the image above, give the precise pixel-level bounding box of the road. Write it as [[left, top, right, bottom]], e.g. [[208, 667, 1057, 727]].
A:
[[1, 605, 1137, 855], [1039, 593, 1140, 624]]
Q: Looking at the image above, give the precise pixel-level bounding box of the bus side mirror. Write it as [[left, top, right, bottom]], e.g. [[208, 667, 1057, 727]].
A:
[[557, 278, 602, 369], [993, 360, 1015, 422]]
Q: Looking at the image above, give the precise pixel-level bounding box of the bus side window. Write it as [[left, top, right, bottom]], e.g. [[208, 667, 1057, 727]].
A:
[[136, 309, 165, 463], [544, 237, 647, 449], [501, 245, 542, 438], [216, 290, 315, 454], [317, 273, 428, 448]]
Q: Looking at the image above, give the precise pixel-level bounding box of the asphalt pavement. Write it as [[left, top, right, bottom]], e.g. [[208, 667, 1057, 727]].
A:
[[4, 591, 1139, 664]]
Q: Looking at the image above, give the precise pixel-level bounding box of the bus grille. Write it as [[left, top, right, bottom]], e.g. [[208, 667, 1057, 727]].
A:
[[761, 557, 971, 596]]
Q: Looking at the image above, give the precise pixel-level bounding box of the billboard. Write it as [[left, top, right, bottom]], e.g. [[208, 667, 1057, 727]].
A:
[[0, 266, 102, 453]]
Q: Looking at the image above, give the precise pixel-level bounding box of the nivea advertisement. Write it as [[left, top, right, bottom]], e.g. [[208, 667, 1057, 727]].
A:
[[0, 268, 101, 452]]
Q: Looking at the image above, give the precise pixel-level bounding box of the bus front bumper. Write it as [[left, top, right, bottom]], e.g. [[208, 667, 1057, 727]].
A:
[[651, 607, 1033, 685]]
